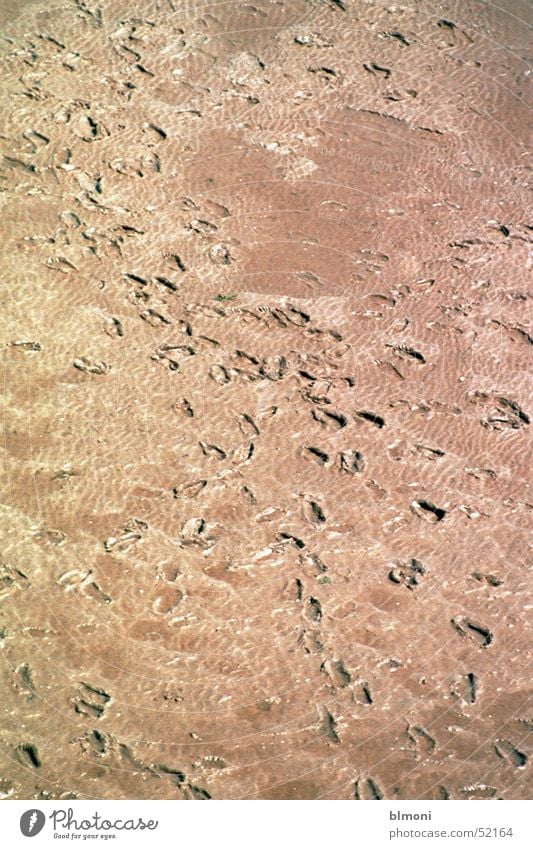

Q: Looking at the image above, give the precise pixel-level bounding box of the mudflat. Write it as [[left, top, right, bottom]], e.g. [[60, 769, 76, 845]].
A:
[[0, 0, 531, 800]]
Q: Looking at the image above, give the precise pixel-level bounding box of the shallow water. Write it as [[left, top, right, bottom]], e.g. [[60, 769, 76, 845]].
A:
[[0, 0, 531, 800]]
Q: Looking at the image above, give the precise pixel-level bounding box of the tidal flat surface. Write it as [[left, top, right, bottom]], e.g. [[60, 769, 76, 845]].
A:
[[0, 0, 531, 800]]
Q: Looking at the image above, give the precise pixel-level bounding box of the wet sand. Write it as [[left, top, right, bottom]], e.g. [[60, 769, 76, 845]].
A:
[[0, 0, 531, 800]]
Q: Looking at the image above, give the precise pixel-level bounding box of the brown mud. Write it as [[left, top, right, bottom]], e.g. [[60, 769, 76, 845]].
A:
[[0, 0, 531, 800]]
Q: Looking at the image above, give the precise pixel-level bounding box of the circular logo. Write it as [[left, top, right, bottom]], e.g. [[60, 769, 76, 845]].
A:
[[20, 810, 46, 837]]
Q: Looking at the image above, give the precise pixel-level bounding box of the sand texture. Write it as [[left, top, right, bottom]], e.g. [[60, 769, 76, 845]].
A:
[[0, 0, 531, 800]]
